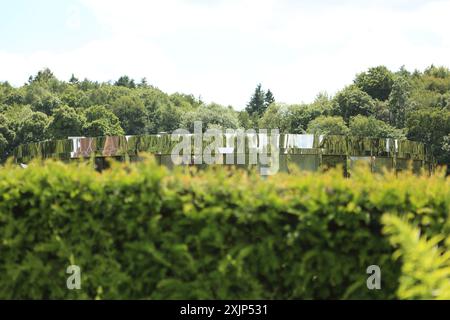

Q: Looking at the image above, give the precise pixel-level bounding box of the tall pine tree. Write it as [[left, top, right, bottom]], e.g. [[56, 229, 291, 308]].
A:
[[265, 89, 275, 107], [246, 84, 275, 116], [69, 74, 79, 84]]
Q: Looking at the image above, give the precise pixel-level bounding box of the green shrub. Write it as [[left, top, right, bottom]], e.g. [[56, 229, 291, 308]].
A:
[[382, 214, 450, 299], [0, 157, 448, 299]]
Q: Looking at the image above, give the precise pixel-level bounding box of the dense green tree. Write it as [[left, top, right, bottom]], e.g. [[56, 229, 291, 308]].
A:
[[69, 74, 79, 84], [278, 93, 332, 133], [442, 135, 450, 169], [422, 66, 450, 94], [306, 116, 349, 135], [284, 104, 318, 133], [1, 104, 34, 123], [60, 85, 88, 109], [396, 65, 411, 78], [170, 93, 202, 109], [16, 112, 49, 144], [312, 92, 334, 111], [29, 68, 57, 85], [84, 105, 116, 123], [372, 100, 390, 123], [246, 84, 266, 116], [334, 86, 376, 122], [83, 105, 124, 136], [79, 78, 100, 91], [181, 103, 239, 132], [114, 75, 136, 89], [46, 105, 85, 139], [237, 111, 254, 129], [354, 66, 395, 101], [0, 114, 16, 160], [264, 89, 275, 108], [0, 134, 8, 159], [112, 96, 147, 135], [4, 89, 26, 106], [349, 115, 404, 139], [138, 77, 149, 88], [0, 82, 13, 105], [32, 92, 61, 115], [388, 76, 412, 128], [138, 89, 179, 133], [286, 94, 333, 134], [258, 103, 291, 132], [83, 119, 118, 137], [437, 93, 450, 109], [151, 103, 183, 133], [443, 134, 450, 153], [406, 109, 450, 165]]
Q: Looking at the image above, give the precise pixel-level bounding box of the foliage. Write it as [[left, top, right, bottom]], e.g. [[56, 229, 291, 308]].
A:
[[1, 104, 34, 123], [349, 115, 405, 139], [180, 103, 240, 132], [334, 86, 376, 122], [307, 116, 349, 135], [1, 66, 450, 168], [406, 108, 450, 165], [258, 103, 292, 132], [354, 66, 395, 101], [15, 112, 49, 144], [246, 84, 275, 116], [114, 75, 136, 89], [265, 90, 275, 107], [150, 103, 184, 134], [83, 105, 124, 137], [388, 76, 412, 128], [111, 95, 147, 135], [382, 215, 450, 299], [0, 159, 448, 299], [443, 134, 450, 153], [237, 111, 254, 130], [46, 105, 85, 139], [0, 114, 15, 160], [283, 94, 334, 134]]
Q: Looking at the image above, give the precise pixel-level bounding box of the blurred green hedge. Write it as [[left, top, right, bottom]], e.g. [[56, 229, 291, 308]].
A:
[[0, 157, 448, 299]]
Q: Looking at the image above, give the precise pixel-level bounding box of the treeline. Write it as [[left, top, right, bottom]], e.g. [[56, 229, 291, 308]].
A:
[[0, 66, 449, 165]]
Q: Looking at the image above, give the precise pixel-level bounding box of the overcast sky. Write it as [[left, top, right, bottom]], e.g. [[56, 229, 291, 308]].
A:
[[1, 0, 449, 109]]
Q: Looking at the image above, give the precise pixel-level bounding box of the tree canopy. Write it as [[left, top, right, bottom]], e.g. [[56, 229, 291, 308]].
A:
[[246, 84, 275, 116], [0, 66, 449, 168], [354, 66, 395, 101], [307, 116, 349, 135]]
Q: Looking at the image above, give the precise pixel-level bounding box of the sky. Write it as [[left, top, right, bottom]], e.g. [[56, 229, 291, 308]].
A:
[[0, 0, 449, 110]]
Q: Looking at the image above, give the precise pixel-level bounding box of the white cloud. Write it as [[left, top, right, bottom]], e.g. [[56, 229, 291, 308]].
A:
[[1, 0, 450, 109]]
